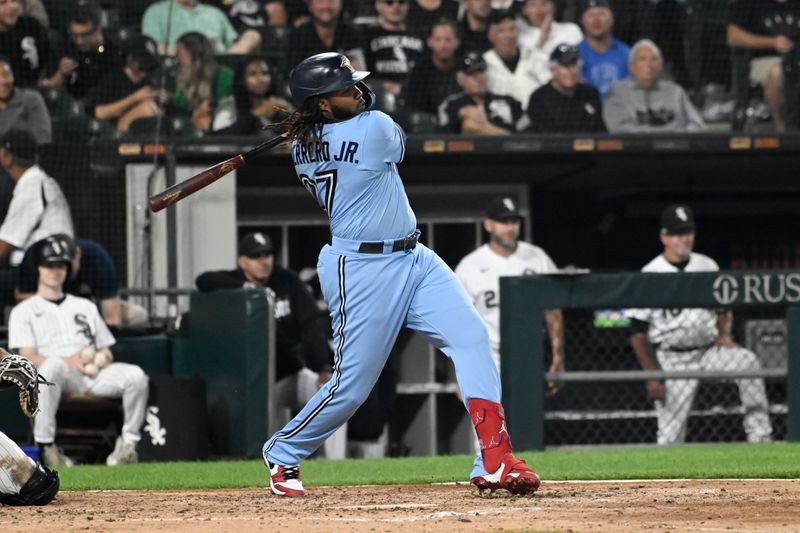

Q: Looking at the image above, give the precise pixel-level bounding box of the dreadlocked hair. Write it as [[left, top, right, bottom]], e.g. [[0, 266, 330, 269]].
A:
[[268, 97, 326, 144]]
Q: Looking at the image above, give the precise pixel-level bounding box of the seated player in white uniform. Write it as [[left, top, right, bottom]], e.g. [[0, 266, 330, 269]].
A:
[[626, 204, 772, 445], [8, 236, 149, 467]]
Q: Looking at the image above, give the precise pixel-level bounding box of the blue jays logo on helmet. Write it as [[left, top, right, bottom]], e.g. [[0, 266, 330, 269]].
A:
[[289, 52, 372, 108]]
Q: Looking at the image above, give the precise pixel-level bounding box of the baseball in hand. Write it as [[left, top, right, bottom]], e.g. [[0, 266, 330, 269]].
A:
[[93, 350, 111, 368], [79, 346, 96, 363], [83, 363, 99, 377]]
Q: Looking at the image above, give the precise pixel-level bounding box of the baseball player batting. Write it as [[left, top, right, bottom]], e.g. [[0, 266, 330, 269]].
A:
[[262, 52, 540, 497], [627, 204, 772, 444]]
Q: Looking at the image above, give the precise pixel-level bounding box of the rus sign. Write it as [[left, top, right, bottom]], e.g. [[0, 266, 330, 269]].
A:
[[713, 273, 800, 305]]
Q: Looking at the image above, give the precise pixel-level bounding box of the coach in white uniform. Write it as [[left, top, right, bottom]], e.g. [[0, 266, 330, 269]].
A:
[[9, 236, 149, 467], [456, 197, 565, 395], [627, 204, 772, 445]]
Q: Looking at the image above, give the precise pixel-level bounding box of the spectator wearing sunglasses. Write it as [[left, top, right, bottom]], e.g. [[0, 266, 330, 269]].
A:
[[364, 0, 425, 98], [44, 1, 122, 99]]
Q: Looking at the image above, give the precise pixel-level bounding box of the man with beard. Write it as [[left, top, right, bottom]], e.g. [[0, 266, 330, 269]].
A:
[[455, 197, 564, 395], [44, 1, 122, 100], [286, 0, 364, 70], [261, 52, 541, 497]]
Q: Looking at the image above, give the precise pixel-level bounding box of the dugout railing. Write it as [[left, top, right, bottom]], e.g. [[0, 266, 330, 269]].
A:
[[500, 270, 799, 451]]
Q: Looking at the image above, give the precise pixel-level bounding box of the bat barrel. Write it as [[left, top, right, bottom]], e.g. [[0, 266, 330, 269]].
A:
[[148, 154, 245, 212]]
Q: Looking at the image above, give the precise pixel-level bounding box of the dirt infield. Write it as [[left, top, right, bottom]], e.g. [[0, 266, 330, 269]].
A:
[[2, 479, 799, 532]]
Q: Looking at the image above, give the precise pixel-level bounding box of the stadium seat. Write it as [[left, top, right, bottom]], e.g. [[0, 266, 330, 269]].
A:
[[126, 115, 171, 138], [52, 101, 94, 140], [398, 111, 437, 134]]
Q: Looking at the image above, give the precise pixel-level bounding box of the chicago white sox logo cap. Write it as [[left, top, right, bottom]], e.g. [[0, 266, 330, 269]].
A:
[[486, 197, 523, 221], [660, 204, 696, 234]]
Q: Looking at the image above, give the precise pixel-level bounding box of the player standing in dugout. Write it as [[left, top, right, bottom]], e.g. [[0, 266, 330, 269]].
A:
[[261, 52, 541, 497]]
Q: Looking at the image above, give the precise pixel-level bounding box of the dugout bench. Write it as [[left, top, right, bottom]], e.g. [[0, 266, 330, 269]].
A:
[[0, 289, 277, 462]]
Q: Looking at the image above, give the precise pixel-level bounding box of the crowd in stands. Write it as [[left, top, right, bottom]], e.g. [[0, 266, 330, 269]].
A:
[[0, 0, 797, 142]]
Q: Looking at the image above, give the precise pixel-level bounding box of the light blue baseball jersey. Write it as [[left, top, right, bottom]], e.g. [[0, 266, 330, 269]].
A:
[[266, 109, 500, 482], [291, 111, 416, 241]]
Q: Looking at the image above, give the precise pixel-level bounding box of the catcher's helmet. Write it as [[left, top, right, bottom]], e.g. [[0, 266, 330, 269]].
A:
[[34, 235, 73, 267], [289, 52, 373, 107]]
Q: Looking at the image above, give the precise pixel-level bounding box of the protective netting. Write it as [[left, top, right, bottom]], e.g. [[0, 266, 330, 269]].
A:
[[0, 1, 796, 326], [543, 306, 787, 446]]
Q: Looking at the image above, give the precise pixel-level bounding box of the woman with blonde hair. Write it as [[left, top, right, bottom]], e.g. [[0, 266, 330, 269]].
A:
[[169, 32, 234, 132]]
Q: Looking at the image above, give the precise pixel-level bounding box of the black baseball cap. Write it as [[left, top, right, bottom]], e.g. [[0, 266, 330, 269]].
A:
[[238, 232, 275, 257], [550, 43, 581, 66], [460, 51, 487, 74], [488, 9, 516, 27], [124, 33, 159, 73], [486, 197, 523, 221], [660, 204, 696, 234], [582, 0, 611, 14], [0, 129, 38, 161]]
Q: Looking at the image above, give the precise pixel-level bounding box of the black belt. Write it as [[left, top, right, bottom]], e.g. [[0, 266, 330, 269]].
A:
[[357, 233, 418, 254], [656, 343, 714, 353]]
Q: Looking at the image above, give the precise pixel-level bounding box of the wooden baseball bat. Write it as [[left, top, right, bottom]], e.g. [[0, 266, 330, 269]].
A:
[[148, 135, 287, 212]]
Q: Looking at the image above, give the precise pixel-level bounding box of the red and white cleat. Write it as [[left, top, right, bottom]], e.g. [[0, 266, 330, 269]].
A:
[[471, 452, 541, 496], [267, 461, 305, 497]]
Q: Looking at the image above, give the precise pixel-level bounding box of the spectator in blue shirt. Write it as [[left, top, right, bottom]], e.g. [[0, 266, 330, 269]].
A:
[[576, 0, 630, 99]]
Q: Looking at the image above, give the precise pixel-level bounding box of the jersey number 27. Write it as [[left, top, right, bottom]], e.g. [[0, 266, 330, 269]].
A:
[[299, 170, 338, 217]]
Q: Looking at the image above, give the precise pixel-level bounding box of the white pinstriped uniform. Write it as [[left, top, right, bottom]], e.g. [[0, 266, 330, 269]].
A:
[[0, 430, 36, 496], [8, 295, 149, 446], [626, 252, 772, 444], [455, 242, 558, 369]]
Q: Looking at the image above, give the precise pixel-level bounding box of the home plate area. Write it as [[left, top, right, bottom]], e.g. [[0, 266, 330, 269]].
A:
[[1, 479, 798, 532]]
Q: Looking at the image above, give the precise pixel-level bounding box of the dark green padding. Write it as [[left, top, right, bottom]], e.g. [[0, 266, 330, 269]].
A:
[[172, 290, 270, 458], [112, 335, 172, 376]]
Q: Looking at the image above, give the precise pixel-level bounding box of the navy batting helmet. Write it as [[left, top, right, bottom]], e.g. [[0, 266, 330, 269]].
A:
[[34, 235, 73, 267], [289, 52, 374, 108]]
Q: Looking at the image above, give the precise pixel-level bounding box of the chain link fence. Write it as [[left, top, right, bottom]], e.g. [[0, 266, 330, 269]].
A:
[[542, 307, 788, 446]]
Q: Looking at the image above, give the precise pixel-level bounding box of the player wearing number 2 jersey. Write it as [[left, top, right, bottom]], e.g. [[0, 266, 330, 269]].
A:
[[455, 197, 564, 397], [626, 204, 772, 445], [262, 52, 541, 497]]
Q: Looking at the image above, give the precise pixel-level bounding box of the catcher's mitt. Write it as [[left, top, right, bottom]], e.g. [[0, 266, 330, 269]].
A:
[[0, 349, 51, 418]]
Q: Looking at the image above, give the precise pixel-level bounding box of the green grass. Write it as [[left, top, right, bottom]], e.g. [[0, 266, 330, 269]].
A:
[[59, 442, 800, 491]]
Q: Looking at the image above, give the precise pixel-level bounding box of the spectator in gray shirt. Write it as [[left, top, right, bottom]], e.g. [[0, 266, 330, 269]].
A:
[[0, 56, 51, 144], [603, 39, 705, 133]]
